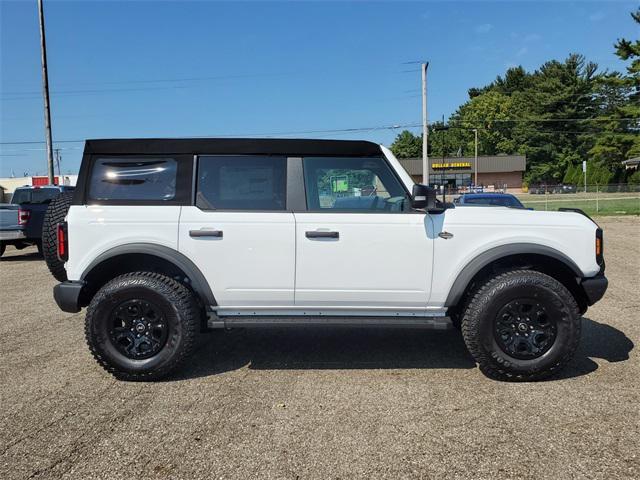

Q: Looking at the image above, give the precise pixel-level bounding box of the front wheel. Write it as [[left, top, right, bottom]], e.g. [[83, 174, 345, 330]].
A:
[[85, 272, 200, 381], [461, 270, 580, 381]]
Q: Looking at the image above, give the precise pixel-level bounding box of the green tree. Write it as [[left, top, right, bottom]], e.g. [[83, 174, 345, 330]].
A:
[[390, 130, 422, 158], [615, 8, 640, 78], [589, 8, 640, 175], [628, 170, 640, 185]]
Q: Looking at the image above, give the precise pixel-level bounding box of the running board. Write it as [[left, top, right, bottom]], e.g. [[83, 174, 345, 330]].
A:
[[207, 315, 453, 330]]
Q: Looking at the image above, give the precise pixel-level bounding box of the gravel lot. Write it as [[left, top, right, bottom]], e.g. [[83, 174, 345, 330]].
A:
[[1, 216, 638, 479]]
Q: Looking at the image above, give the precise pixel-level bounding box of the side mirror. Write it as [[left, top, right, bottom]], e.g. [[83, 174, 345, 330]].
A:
[[411, 184, 437, 210]]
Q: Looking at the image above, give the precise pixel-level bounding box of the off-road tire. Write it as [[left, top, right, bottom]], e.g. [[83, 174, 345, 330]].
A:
[[85, 272, 200, 381], [461, 270, 581, 382], [42, 191, 74, 281]]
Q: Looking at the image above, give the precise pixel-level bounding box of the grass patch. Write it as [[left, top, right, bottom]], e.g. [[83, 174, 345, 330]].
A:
[[522, 197, 640, 216]]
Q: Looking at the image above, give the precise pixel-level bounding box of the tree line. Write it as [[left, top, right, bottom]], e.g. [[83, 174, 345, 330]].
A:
[[391, 8, 640, 186]]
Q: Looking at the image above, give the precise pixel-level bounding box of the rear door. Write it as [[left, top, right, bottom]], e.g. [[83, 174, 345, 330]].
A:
[[178, 155, 296, 311], [293, 156, 434, 311]]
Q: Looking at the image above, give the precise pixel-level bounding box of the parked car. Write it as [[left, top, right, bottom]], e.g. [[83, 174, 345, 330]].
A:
[[0, 185, 75, 257], [454, 193, 526, 209], [45, 138, 607, 382], [528, 184, 577, 194]]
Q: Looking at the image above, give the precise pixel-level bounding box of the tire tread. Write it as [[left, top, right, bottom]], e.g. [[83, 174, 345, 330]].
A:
[[84, 271, 199, 381], [42, 191, 74, 281], [461, 269, 580, 382]]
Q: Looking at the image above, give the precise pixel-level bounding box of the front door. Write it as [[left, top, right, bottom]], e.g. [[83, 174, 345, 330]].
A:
[[294, 156, 434, 312], [179, 155, 295, 310]]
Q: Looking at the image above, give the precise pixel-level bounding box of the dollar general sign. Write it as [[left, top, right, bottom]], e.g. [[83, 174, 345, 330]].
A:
[[431, 162, 472, 170]]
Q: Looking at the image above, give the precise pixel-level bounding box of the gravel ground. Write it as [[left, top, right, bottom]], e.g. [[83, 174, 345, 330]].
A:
[[1, 216, 638, 479]]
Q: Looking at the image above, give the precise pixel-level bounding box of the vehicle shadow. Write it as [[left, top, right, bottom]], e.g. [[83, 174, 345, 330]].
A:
[[172, 317, 633, 381], [174, 326, 476, 380], [556, 317, 634, 380]]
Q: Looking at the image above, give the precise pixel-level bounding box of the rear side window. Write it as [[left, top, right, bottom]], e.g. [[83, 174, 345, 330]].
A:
[[196, 156, 286, 210], [88, 157, 178, 201]]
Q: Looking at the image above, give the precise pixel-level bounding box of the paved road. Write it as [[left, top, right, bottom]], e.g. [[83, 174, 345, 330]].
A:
[[1, 217, 638, 479]]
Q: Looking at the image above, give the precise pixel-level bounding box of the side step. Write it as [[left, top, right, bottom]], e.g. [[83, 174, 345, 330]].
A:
[[207, 315, 453, 330]]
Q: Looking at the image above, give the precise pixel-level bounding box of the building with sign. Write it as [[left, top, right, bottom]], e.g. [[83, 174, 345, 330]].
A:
[[398, 155, 526, 192]]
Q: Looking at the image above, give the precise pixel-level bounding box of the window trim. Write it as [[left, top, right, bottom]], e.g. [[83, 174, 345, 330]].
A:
[[194, 154, 289, 212], [299, 155, 413, 214], [83, 154, 193, 206]]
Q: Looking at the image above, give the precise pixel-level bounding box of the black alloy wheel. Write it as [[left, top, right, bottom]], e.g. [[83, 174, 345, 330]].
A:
[[109, 299, 169, 359], [494, 298, 557, 360]]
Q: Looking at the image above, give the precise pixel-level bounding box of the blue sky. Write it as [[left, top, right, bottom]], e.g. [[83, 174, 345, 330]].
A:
[[0, 0, 637, 177]]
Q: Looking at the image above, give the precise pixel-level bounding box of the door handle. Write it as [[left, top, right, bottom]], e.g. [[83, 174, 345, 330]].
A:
[[305, 231, 339, 239], [189, 229, 223, 238]]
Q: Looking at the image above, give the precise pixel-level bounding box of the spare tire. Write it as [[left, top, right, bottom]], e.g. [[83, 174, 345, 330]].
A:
[[42, 191, 74, 282]]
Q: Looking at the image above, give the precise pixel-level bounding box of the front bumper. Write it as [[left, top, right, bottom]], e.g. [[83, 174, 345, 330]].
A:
[[580, 275, 608, 306], [53, 281, 84, 313]]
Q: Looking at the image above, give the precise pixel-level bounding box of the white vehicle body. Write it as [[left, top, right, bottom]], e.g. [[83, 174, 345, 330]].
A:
[[63, 142, 601, 319]]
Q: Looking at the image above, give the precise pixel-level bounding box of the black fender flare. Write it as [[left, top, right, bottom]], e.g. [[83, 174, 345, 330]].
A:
[[444, 243, 583, 307], [81, 243, 216, 306]]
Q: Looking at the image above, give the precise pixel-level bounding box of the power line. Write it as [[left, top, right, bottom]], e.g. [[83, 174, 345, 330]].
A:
[[0, 123, 420, 146], [1, 116, 637, 147], [0, 73, 291, 94]]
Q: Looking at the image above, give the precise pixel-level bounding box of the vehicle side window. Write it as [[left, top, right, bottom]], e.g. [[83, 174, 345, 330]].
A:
[[196, 156, 286, 211], [303, 157, 407, 211], [88, 157, 178, 201]]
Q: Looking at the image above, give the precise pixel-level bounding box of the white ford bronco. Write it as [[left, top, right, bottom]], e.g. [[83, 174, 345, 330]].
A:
[[45, 138, 607, 381]]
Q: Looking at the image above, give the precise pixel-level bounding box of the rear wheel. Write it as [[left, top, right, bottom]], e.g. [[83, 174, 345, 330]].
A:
[[42, 191, 73, 281], [85, 272, 200, 381], [461, 270, 580, 381]]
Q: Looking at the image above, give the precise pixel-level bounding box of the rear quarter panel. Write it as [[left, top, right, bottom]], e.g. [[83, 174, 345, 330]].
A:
[[65, 205, 181, 281]]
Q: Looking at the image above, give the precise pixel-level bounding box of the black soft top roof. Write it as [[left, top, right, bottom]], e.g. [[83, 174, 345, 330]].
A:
[[84, 138, 382, 157]]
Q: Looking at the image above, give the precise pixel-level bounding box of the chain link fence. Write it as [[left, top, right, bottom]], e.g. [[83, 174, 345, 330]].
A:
[[516, 184, 640, 215]]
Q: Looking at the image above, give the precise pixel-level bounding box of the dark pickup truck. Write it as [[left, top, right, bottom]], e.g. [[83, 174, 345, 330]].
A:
[[0, 185, 75, 257]]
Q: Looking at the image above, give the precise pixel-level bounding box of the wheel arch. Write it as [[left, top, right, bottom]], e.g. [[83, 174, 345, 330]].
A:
[[445, 243, 587, 313], [79, 243, 216, 308]]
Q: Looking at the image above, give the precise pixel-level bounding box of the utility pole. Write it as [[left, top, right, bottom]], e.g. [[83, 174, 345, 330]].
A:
[[37, 0, 55, 185], [422, 62, 429, 185], [473, 128, 478, 188], [54, 148, 61, 178]]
